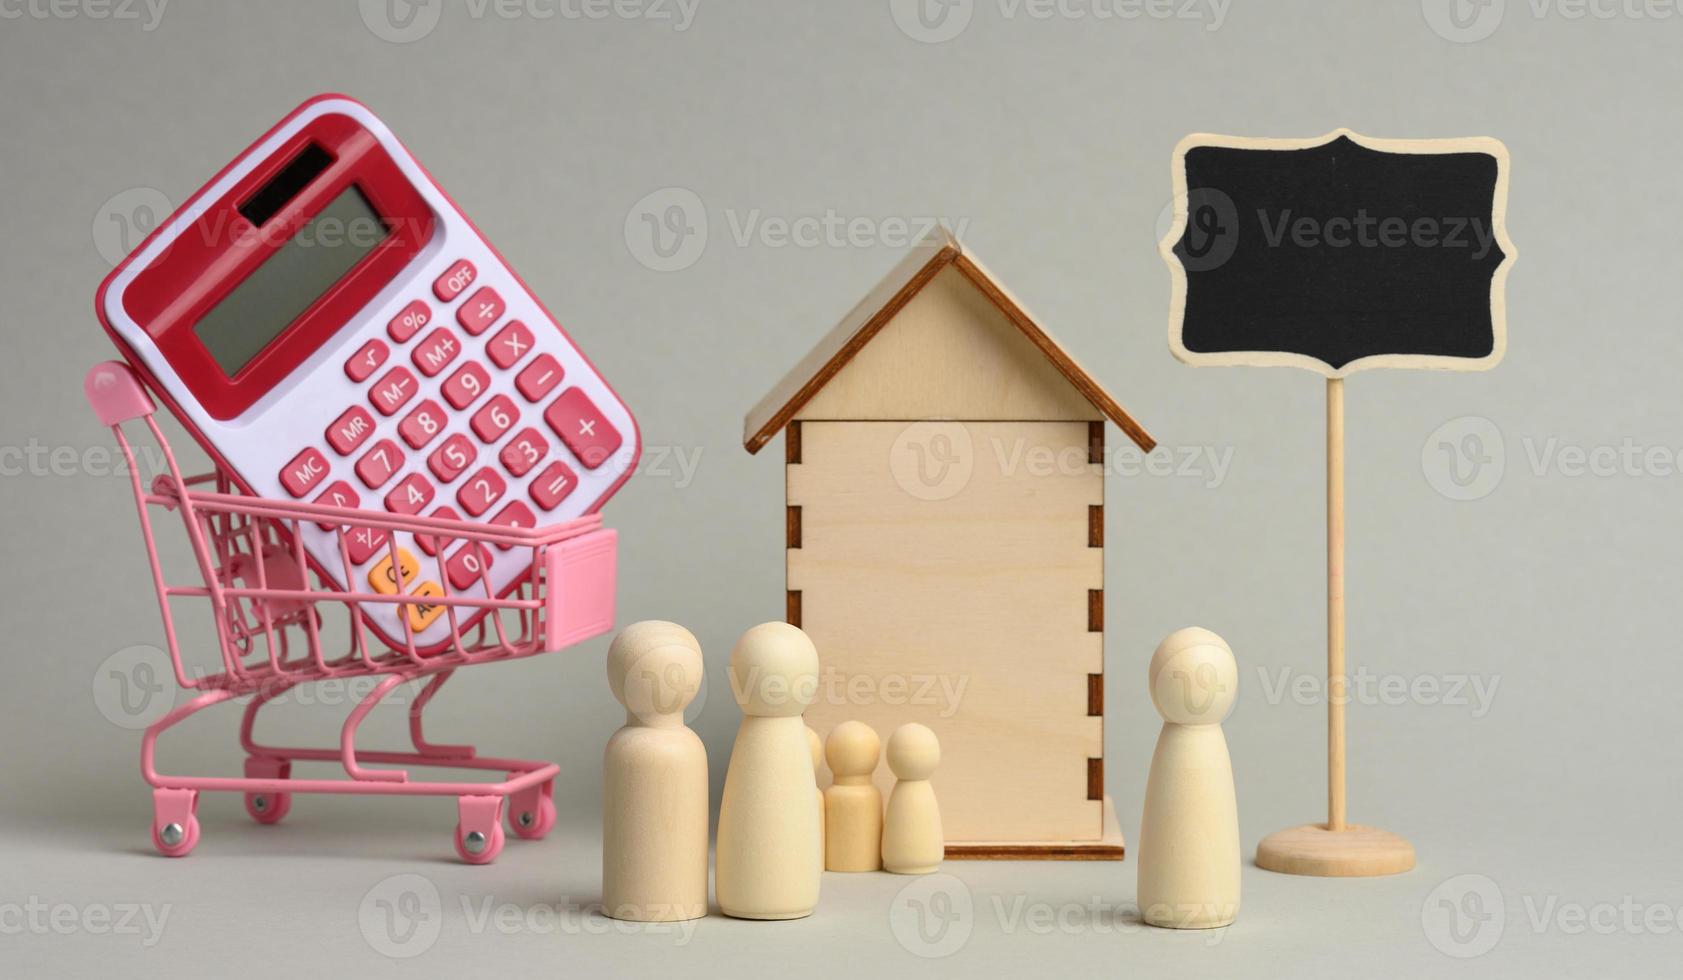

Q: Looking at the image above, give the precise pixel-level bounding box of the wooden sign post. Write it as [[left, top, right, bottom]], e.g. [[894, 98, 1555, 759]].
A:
[[1161, 130, 1514, 876]]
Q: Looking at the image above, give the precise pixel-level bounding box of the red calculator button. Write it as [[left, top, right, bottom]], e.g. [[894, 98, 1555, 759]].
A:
[[368, 366, 419, 416], [498, 427, 549, 477], [417, 506, 462, 556], [325, 405, 376, 455], [544, 388, 622, 469], [427, 433, 477, 483], [345, 526, 390, 565], [311, 480, 360, 529], [345, 339, 389, 382], [487, 320, 535, 370], [456, 287, 505, 336], [384, 473, 436, 516], [411, 328, 461, 377], [488, 500, 537, 550], [387, 300, 432, 343], [397, 399, 447, 450], [354, 438, 403, 489], [445, 543, 494, 590], [441, 361, 491, 410], [279, 447, 330, 498], [529, 460, 578, 511], [456, 467, 507, 517], [433, 259, 477, 302], [470, 395, 520, 443], [515, 353, 564, 402]]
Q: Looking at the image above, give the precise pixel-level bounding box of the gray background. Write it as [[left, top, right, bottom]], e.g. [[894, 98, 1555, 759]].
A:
[[1, 0, 1679, 975]]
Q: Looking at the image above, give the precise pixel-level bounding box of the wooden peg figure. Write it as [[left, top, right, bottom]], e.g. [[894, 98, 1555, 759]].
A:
[[1137, 627, 1241, 929], [715, 622, 823, 919], [824, 721, 883, 871], [601, 621, 708, 922], [881, 723, 943, 874]]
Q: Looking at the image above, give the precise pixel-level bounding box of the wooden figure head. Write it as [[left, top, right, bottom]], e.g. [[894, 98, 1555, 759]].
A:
[[1149, 627, 1237, 726], [825, 721, 881, 781], [607, 620, 703, 726], [886, 723, 940, 782], [728, 621, 819, 718]]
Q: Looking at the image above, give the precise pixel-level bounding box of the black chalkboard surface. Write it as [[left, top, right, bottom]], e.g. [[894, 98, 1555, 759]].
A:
[[1164, 131, 1513, 377]]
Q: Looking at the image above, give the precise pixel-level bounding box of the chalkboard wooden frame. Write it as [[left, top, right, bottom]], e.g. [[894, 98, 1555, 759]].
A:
[[1161, 129, 1515, 378]]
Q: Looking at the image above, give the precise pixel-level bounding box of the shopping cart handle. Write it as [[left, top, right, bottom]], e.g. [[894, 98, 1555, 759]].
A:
[[85, 361, 156, 426]]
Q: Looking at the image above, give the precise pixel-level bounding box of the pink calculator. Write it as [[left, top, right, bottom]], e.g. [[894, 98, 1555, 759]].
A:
[[97, 94, 639, 649]]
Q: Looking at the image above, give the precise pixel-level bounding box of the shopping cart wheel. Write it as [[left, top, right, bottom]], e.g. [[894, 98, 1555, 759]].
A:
[[151, 789, 201, 858], [243, 756, 293, 824], [454, 795, 506, 865], [244, 791, 292, 825], [510, 793, 556, 841]]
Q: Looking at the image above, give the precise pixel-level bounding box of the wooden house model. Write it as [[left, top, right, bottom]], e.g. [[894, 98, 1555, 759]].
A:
[[743, 228, 1155, 858]]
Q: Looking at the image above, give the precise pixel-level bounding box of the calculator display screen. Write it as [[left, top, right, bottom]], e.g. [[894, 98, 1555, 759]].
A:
[[195, 187, 390, 375]]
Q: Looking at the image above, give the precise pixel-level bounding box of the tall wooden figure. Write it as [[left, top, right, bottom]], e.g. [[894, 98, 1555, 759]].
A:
[[602, 621, 708, 922], [1137, 628, 1240, 929], [715, 622, 823, 919]]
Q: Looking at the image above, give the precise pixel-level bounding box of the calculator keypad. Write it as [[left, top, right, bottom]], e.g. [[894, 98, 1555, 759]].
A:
[[296, 255, 625, 613]]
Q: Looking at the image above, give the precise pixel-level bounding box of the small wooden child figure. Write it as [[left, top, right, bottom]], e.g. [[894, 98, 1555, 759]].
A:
[[881, 723, 943, 874], [715, 622, 823, 919], [601, 621, 708, 922], [1137, 627, 1241, 929], [824, 721, 883, 871]]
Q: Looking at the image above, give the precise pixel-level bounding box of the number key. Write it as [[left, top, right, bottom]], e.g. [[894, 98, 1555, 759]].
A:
[[416, 505, 462, 556], [456, 467, 507, 517], [354, 438, 403, 489], [397, 399, 447, 449], [470, 394, 519, 443], [441, 361, 491, 410], [384, 473, 436, 516], [428, 433, 477, 483], [498, 427, 548, 477], [445, 543, 494, 590]]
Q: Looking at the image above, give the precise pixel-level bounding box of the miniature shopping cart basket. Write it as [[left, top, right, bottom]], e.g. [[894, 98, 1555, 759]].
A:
[[86, 362, 619, 863]]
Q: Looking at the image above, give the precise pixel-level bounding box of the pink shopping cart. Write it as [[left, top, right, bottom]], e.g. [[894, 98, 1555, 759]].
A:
[[87, 361, 619, 863]]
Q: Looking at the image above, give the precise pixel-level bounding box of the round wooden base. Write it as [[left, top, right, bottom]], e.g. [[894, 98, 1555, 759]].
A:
[[1255, 823, 1416, 877]]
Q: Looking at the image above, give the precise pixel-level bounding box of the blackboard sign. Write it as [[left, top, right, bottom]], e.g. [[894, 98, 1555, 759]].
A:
[[1162, 131, 1513, 377]]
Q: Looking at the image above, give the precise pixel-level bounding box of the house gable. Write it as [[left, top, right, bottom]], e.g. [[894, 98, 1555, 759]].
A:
[[795, 264, 1102, 423], [742, 230, 1155, 454]]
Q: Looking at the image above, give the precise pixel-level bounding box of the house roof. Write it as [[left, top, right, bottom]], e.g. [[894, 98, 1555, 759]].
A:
[[742, 227, 1156, 454]]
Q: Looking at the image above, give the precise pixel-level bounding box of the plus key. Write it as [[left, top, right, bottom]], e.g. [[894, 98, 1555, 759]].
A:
[[544, 387, 622, 470]]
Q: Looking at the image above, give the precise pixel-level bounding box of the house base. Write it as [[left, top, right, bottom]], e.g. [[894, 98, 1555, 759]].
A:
[[944, 795, 1126, 861]]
